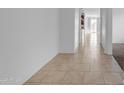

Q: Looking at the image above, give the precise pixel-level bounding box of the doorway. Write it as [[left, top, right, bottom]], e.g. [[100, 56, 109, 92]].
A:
[[79, 8, 100, 48], [79, 13, 85, 45], [90, 18, 97, 33]]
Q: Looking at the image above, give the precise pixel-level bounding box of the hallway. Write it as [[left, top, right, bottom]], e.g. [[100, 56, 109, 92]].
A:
[[25, 32, 124, 85]]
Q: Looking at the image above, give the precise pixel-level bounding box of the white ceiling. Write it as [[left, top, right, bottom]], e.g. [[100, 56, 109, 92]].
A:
[[83, 8, 100, 17]]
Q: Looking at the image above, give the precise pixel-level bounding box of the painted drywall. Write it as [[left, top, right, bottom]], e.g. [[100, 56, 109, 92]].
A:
[[84, 8, 100, 17], [0, 9, 59, 84], [59, 8, 75, 53], [101, 8, 106, 49], [100, 8, 112, 55], [74, 8, 80, 51], [113, 8, 124, 43], [106, 9, 112, 55]]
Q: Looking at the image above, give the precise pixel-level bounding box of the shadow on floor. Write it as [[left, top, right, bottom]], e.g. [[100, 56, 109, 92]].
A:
[[113, 43, 124, 70]]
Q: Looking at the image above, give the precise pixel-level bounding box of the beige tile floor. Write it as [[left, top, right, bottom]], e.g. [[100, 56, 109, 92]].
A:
[[24, 33, 124, 85]]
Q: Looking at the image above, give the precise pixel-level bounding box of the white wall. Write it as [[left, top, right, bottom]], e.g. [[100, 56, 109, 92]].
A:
[[59, 8, 75, 53], [84, 8, 100, 17], [101, 8, 106, 49], [74, 8, 80, 51], [113, 8, 124, 43], [0, 9, 59, 84], [100, 8, 112, 55]]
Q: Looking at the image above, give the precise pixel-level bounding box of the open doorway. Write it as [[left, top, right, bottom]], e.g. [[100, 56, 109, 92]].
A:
[[79, 11, 85, 45], [78, 8, 100, 51], [90, 18, 97, 33]]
